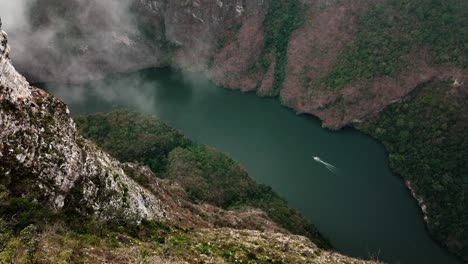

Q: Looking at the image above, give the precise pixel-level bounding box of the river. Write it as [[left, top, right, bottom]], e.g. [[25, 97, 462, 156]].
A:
[[41, 68, 460, 264]]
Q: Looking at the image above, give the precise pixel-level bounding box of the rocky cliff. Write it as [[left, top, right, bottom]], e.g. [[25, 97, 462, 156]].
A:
[[0, 19, 378, 263], [0, 18, 165, 222], [7, 0, 270, 84]]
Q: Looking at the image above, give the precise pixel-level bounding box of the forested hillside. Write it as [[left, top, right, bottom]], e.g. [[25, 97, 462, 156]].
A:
[[364, 80, 468, 260]]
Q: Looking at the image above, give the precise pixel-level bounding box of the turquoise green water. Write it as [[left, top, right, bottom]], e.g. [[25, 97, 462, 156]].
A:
[[42, 68, 461, 264]]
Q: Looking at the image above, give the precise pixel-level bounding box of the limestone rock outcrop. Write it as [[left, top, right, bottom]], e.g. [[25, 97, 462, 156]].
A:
[[0, 23, 165, 222]]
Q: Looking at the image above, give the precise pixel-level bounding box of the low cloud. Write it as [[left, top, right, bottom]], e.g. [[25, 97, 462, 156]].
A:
[[0, 0, 159, 83], [0, 0, 224, 112]]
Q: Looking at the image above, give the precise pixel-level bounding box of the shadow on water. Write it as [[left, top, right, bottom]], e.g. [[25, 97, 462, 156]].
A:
[[39, 67, 462, 264]]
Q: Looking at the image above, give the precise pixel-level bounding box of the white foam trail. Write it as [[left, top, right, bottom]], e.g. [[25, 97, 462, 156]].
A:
[[313, 156, 338, 173]]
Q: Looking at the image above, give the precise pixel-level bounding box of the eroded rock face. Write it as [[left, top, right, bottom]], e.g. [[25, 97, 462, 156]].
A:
[[0, 24, 165, 222], [6, 0, 162, 83], [162, 0, 269, 70], [0, 29, 31, 103], [6, 0, 269, 83]]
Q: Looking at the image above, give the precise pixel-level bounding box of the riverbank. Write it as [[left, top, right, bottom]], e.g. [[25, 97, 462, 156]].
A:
[[405, 180, 429, 223], [361, 80, 468, 262]]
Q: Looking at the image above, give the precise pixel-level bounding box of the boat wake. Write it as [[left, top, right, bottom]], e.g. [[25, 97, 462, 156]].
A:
[[313, 156, 338, 173]]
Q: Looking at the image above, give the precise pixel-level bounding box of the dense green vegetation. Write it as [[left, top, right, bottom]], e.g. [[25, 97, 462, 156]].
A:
[[75, 111, 191, 177], [324, 0, 468, 89], [166, 145, 328, 247], [364, 81, 468, 260], [257, 0, 305, 95], [166, 145, 259, 209], [75, 110, 330, 248]]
